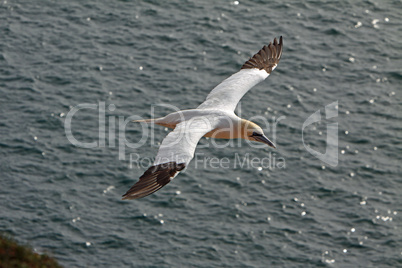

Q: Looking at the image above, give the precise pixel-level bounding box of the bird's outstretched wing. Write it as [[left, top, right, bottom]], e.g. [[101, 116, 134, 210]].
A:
[[198, 36, 283, 112], [122, 116, 219, 199]]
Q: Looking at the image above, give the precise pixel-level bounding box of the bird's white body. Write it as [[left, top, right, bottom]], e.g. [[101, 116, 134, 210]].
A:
[[151, 109, 241, 166], [154, 109, 240, 138], [123, 37, 283, 199]]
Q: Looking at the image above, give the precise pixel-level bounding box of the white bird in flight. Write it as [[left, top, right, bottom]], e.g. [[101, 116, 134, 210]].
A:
[[123, 36, 283, 199]]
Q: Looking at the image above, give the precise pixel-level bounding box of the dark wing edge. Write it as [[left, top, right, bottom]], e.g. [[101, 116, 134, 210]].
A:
[[241, 36, 283, 74], [122, 162, 186, 200]]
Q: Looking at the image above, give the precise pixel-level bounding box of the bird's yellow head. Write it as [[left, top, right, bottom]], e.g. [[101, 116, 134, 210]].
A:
[[240, 119, 276, 148]]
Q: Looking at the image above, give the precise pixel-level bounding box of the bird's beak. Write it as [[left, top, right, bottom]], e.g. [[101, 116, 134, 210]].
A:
[[254, 135, 276, 148]]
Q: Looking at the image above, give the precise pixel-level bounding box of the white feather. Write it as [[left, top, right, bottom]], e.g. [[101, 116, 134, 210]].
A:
[[154, 116, 220, 166], [197, 68, 269, 111]]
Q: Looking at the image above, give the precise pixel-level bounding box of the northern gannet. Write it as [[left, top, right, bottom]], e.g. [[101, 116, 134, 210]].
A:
[[122, 36, 283, 199]]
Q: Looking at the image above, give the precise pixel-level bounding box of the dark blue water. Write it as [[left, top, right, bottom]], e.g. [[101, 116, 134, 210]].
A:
[[1, 0, 401, 267]]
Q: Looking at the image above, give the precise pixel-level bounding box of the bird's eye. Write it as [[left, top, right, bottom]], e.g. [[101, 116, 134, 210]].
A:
[[251, 132, 263, 137]]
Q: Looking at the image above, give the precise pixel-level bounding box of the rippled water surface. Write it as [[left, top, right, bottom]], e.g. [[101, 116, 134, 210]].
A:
[[1, 0, 401, 267]]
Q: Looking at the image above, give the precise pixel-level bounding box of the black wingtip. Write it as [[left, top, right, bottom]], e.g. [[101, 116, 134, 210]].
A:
[[241, 36, 283, 73], [122, 162, 186, 200]]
